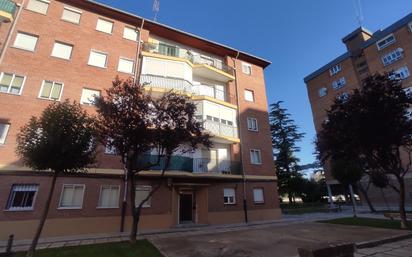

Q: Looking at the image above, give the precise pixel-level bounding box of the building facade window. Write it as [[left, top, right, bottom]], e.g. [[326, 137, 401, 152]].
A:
[[96, 18, 114, 34], [0, 123, 10, 144], [13, 32, 38, 52], [104, 138, 116, 155], [59, 184, 85, 209], [6, 184, 38, 211], [88, 50, 108, 68], [123, 27, 139, 41], [253, 188, 264, 203], [0, 72, 26, 95], [39, 80, 63, 101], [376, 34, 396, 50], [223, 188, 236, 205], [329, 64, 341, 76], [381, 48, 403, 66], [332, 77, 346, 90], [244, 89, 254, 102], [118, 58, 135, 74], [409, 22, 412, 32], [61, 6, 82, 24], [241, 62, 252, 75], [250, 149, 262, 164], [51, 42, 73, 60], [337, 92, 350, 102], [135, 186, 151, 208], [80, 88, 100, 105], [318, 87, 327, 97], [98, 185, 120, 208], [26, 0, 49, 15], [391, 66, 410, 80], [247, 117, 258, 131]]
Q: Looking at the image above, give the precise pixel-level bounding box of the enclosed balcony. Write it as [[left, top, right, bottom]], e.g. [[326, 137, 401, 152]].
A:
[[203, 119, 238, 141], [0, 0, 16, 23]]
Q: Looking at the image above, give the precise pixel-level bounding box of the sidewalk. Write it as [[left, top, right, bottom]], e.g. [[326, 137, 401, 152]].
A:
[[356, 237, 412, 257]]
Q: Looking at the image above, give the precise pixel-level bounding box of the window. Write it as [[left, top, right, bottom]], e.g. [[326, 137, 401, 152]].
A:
[[253, 188, 264, 203], [80, 88, 100, 105], [0, 72, 25, 95], [13, 32, 38, 52], [409, 22, 412, 32], [381, 48, 404, 66], [59, 184, 85, 209], [118, 58, 135, 74], [337, 92, 350, 102], [223, 188, 236, 205], [135, 186, 151, 208], [39, 81, 63, 100], [406, 107, 412, 120], [26, 0, 49, 15], [88, 50, 107, 68], [51, 42, 73, 60], [391, 66, 410, 80], [0, 123, 10, 145], [332, 77, 346, 90], [247, 117, 258, 131], [98, 185, 120, 208], [123, 27, 139, 41], [6, 184, 38, 211], [96, 18, 113, 34], [241, 62, 252, 75], [61, 6, 82, 24], [105, 138, 116, 155], [329, 64, 341, 76], [244, 89, 254, 102], [404, 86, 412, 96], [376, 34, 396, 50], [250, 149, 262, 164], [318, 87, 327, 97]]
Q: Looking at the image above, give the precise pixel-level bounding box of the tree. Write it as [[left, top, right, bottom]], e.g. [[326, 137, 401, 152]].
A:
[[16, 100, 96, 257], [270, 101, 305, 202], [317, 73, 412, 228], [94, 78, 211, 241]]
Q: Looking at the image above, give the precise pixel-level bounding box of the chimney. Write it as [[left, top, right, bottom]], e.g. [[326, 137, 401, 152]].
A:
[[342, 27, 373, 53]]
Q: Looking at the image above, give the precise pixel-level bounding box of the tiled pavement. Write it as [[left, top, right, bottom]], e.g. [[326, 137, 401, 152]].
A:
[[356, 238, 412, 257]]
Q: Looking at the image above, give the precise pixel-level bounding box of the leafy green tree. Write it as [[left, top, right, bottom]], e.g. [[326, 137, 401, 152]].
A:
[[16, 100, 96, 257], [270, 101, 305, 202], [318, 73, 412, 228], [94, 78, 211, 241]]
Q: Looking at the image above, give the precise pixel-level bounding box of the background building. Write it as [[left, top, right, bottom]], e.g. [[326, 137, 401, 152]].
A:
[[305, 13, 412, 208], [0, 0, 280, 240]]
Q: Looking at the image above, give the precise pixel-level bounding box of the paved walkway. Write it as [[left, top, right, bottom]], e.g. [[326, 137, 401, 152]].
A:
[[356, 238, 412, 257]]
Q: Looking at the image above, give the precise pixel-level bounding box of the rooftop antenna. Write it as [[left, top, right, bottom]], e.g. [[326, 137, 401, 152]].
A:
[[153, 0, 160, 22], [353, 0, 364, 27]]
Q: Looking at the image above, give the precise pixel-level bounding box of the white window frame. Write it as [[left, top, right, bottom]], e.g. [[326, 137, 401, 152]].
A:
[[13, 32, 39, 52], [117, 57, 135, 74], [26, 0, 50, 15], [329, 64, 341, 76], [223, 188, 236, 205], [123, 26, 139, 41], [409, 22, 412, 32], [247, 117, 258, 132], [96, 18, 114, 34], [0, 123, 10, 145], [97, 185, 120, 209], [381, 48, 404, 67], [392, 66, 410, 80], [58, 184, 85, 209], [135, 185, 152, 208], [88, 50, 108, 68], [250, 149, 262, 165], [332, 77, 346, 90], [61, 6, 82, 24], [80, 88, 100, 105], [6, 184, 39, 211], [318, 87, 327, 97], [244, 89, 254, 102], [253, 188, 265, 204], [376, 33, 396, 51], [241, 62, 252, 75], [51, 41, 73, 60], [38, 80, 64, 101], [0, 72, 27, 95], [104, 137, 116, 155]]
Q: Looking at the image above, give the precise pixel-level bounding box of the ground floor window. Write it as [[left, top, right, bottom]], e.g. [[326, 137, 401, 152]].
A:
[[6, 184, 38, 211], [98, 185, 120, 208], [135, 185, 151, 208], [253, 188, 265, 204], [223, 188, 236, 204], [59, 184, 85, 209]]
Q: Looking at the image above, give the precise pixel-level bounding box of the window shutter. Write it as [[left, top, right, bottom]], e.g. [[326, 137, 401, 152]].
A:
[[26, 0, 49, 14], [51, 42, 73, 60], [62, 8, 81, 24], [88, 51, 107, 68], [14, 33, 38, 51], [96, 18, 113, 34]]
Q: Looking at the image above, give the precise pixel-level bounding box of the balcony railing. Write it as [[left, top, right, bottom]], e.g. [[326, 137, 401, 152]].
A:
[[193, 158, 241, 175], [203, 120, 238, 139], [142, 42, 234, 75], [0, 0, 16, 22]]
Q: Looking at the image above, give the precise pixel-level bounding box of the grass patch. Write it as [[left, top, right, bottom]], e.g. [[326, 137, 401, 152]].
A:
[[15, 240, 164, 257], [319, 217, 412, 230], [281, 203, 333, 215]]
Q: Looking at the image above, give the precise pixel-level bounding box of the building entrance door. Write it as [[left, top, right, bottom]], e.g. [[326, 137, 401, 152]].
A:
[[179, 193, 193, 223]]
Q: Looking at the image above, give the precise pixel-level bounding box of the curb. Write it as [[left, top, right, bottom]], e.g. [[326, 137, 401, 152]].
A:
[[356, 233, 412, 249]]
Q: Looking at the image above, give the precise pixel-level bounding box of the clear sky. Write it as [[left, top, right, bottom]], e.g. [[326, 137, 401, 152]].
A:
[[96, 0, 412, 166]]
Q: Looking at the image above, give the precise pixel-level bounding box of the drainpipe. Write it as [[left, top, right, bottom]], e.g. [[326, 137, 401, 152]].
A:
[[120, 18, 145, 233], [0, 0, 25, 65], [232, 51, 248, 223]]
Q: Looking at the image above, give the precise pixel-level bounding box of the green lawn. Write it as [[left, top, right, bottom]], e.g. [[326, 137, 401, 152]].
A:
[[281, 203, 333, 215], [319, 217, 412, 230], [15, 240, 164, 257]]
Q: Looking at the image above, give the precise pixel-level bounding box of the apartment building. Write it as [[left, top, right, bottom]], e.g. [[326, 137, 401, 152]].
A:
[[305, 13, 412, 207], [0, 0, 280, 240]]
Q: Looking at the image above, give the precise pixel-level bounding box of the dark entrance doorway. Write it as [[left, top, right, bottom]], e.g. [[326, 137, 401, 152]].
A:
[[179, 193, 193, 223]]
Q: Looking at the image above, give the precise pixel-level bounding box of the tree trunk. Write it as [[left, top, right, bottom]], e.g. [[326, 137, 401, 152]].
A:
[[26, 173, 58, 257], [381, 188, 390, 211], [397, 177, 408, 229], [129, 172, 138, 242], [357, 182, 376, 213], [348, 184, 358, 218], [288, 192, 293, 204]]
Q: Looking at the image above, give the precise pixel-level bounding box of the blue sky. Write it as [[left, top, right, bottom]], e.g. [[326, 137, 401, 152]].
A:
[[96, 0, 412, 165]]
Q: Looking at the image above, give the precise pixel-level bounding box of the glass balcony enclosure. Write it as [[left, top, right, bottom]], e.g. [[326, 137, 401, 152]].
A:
[[0, 0, 16, 23]]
